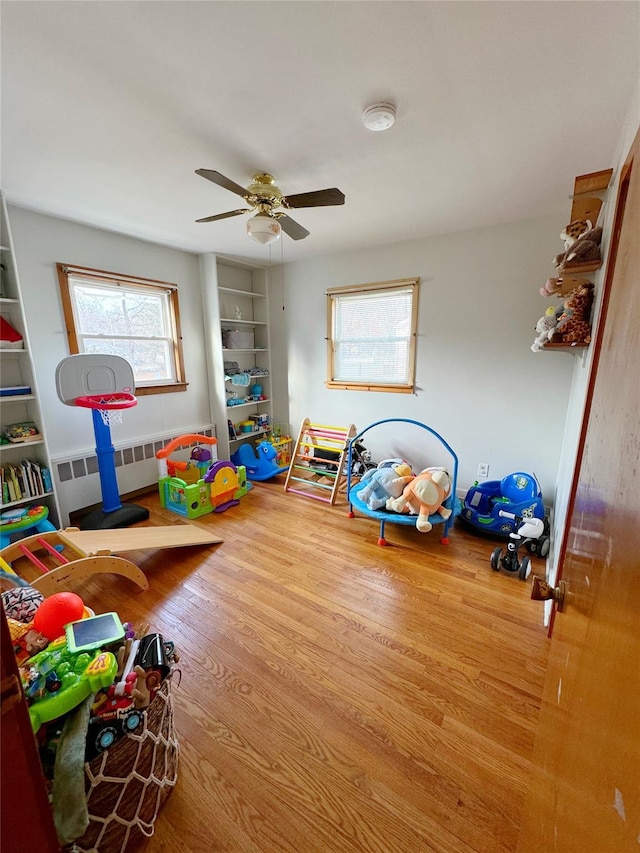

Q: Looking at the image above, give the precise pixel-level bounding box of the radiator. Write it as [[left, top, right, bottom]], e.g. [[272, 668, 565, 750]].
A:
[[52, 425, 216, 526]]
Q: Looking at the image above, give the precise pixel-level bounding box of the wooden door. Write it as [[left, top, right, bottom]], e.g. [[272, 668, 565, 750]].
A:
[[518, 129, 640, 851], [1, 607, 60, 852]]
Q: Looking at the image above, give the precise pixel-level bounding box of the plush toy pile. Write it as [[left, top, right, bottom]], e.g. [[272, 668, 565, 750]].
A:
[[355, 458, 454, 533], [532, 281, 595, 350], [385, 466, 453, 532], [532, 216, 600, 352]]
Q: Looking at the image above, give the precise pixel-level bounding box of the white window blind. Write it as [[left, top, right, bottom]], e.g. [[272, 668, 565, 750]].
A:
[[328, 280, 418, 389]]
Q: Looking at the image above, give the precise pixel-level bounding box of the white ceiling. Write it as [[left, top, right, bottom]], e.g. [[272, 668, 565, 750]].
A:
[[1, 1, 638, 264]]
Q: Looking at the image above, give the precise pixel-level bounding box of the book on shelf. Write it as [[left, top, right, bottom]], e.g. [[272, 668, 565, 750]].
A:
[[0, 458, 50, 506]]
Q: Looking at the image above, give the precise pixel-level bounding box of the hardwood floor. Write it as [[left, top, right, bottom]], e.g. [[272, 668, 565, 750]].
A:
[[59, 480, 550, 853]]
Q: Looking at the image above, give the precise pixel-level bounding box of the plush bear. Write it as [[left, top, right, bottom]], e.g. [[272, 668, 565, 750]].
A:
[[357, 462, 413, 511], [550, 282, 595, 345], [385, 466, 452, 532], [531, 304, 565, 352], [553, 226, 602, 273]]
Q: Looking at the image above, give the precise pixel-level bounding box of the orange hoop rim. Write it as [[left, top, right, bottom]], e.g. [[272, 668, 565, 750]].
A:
[[75, 392, 137, 411]]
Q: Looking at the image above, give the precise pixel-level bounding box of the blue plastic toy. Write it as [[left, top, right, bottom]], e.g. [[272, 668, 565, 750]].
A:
[[460, 471, 547, 540], [231, 440, 289, 482]]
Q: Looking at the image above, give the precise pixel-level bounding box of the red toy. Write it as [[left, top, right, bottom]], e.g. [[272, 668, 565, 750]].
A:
[[33, 592, 86, 641]]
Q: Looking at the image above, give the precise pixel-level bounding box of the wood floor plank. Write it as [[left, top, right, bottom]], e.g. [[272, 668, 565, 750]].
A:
[[51, 481, 549, 852]]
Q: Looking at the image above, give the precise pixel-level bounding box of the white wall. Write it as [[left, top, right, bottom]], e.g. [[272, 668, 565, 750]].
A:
[[8, 206, 212, 521], [282, 214, 576, 503]]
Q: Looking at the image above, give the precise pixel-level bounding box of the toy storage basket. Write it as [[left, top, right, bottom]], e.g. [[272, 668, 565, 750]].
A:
[[66, 676, 179, 853]]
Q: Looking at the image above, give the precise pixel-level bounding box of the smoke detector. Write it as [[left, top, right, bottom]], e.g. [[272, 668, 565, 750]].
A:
[[363, 102, 396, 132]]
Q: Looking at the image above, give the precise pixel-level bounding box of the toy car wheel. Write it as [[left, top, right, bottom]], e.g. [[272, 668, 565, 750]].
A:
[[124, 710, 143, 733], [538, 536, 550, 558], [525, 539, 534, 554], [490, 547, 502, 571], [519, 556, 532, 581], [96, 726, 118, 753]]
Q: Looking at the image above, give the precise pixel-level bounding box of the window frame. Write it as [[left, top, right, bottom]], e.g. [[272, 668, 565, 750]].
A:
[[325, 277, 420, 393], [56, 263, 187, 396]]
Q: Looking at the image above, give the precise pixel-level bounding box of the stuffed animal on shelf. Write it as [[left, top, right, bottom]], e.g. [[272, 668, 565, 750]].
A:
[[385, 467, 452, 532], [539, 276, 564, 298], [553, 223, 603, 273], [550, 281, 595, 345], [560, 218, 593, 249], [357, 461, 413, 511], [531, 304, 563, 352]]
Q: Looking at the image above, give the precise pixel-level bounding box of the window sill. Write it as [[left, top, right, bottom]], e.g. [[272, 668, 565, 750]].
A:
[[135, 382, 188, 396], [325, 381, 413, 394]]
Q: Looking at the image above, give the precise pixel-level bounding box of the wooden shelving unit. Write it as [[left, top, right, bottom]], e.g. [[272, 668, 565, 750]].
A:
[[539, 169, 613, 353]]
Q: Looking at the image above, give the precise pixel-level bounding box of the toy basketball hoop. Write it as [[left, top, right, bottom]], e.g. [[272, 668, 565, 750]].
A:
[[55, 355, 149, 530], [75, 392, 137, 427]]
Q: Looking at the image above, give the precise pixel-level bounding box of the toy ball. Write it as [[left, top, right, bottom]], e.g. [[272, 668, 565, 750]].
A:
[[1, 585, 44, 623], [33, 591, 85, 640]]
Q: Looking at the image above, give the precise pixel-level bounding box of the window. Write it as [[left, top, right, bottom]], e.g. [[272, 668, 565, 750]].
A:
[[57, 263, 187, 395], [326, 278, 419, 392]]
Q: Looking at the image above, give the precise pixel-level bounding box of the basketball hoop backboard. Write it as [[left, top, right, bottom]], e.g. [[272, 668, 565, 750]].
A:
[[56, 354, 135, 406]]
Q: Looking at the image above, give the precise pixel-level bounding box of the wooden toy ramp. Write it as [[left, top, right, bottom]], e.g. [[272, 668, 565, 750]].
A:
[[284, 419, 356, 505], [0, 525, 222, 596]]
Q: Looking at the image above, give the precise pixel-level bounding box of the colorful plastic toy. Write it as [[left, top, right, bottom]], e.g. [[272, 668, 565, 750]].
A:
[[157, 433, 246, 517], [20, 635, 118, 732], [460, 472, 547, 538], [231, 440, 289, 482], [0, 505, 57, 549]]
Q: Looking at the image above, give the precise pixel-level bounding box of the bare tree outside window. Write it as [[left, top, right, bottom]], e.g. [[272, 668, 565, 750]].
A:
[[57, 264, 187, 395]]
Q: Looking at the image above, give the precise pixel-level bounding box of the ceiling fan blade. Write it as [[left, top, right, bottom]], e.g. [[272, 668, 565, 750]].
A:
[[196, 209, 250, 223], [278, 214, 310, 241], [282, 187, 345, 209], [195, 169, 248, 197]]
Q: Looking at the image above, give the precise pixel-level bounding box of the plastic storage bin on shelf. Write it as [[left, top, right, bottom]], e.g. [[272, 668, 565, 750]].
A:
[[223, 329, 255, 349]]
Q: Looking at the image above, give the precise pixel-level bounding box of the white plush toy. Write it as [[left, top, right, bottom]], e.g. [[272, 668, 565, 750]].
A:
[[531, 305, 561, 352]]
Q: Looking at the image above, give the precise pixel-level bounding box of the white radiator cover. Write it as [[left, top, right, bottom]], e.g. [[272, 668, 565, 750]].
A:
[[51, 425, 216, 526]]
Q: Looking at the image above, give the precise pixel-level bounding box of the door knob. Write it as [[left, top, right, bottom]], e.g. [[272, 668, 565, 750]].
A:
[[531, 576, 566, 611]]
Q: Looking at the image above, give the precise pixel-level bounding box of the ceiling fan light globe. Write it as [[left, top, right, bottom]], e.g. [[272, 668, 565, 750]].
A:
[[246, 213, 281, 245]]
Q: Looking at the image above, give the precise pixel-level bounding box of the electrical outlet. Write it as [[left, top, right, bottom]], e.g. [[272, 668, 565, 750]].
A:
[[478, 463, 489, 478]]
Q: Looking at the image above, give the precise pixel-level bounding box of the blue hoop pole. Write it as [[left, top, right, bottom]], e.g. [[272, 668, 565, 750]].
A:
[[91, 409, 122, 513]]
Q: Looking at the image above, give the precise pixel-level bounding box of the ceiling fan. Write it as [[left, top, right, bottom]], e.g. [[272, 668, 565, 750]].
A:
[[195, 169, 345, 243]]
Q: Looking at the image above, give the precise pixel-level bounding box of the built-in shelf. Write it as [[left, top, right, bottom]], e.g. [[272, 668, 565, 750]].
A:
[[218, 286, 266, 300], [220, 318, 267, 326], [222, 348, 269, 354], [0, 440, 45, 452], [227, 398, 271, 411], [215, 261, 273, 462], [229, 428, 270, 443], [0, 490, 55, 511], [1, 190, 61, 525]]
